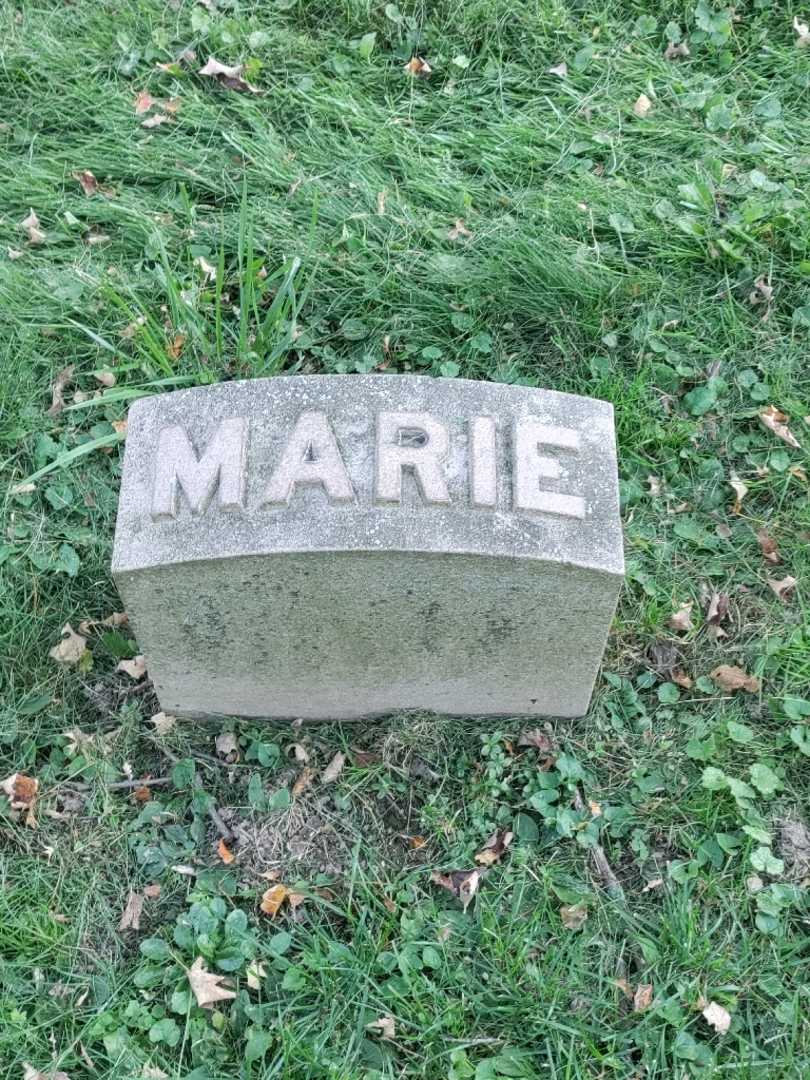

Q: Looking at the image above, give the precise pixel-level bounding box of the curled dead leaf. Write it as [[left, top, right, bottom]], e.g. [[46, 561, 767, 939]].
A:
[[474, 829, 514, 867], [49, 624, 88, 666], [756, 529, 780, 564], [728, 473, 748, 513], [260, 883, 289, 917], [705, 591, 729, 640], [702, 1000, 731, 1035], [134, 90, 156, 114], [672, 669, 693, 689], [111, 419, 128, 436], [448, 219, 473, 241], [767, 575, 797, 603], [142, 113, 170, 129], [215, 732, 239, 762], [74, 170, 98, 196], [517, 727, 556, 755], [633, 983, 654, 1013], [559, 903, 588, 931], [93, 370, 116, 388], [77, 611, 128, 635], [150, 712, 176, 735], [404, 56, 431, 76], [1, 773, 40, 827], [749, 276, 773, 306], [366, 1016, 396, 1040], [167, 333, 186, 360], [217, 838, 235, 864], [21, 209, 46, 245], [431, 868, 482, 912], [47, 365, 75, 417], [118, 890, 144, 931], [668, 601, 694, 633], [548, 62, 568, 78], [292, 766, 315, 797], [664, 40, 690, 59], [198, 57, 259, 93], [633, 93, 652, 118], [187, 956, 236, 1008], [117, 655, 147, 680], [195, 255, 218, 282], [23, 1065, 71, 1080], [321, 751, 346, 784], [760, 405, 801, 450], [794, 15, 810, 46], [246, 960, 266, 990], [711, 665, 760, 694]]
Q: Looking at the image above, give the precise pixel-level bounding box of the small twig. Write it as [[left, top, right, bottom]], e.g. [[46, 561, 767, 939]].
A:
[[108, 777, 170, 791], [573, 787, 625, 901]]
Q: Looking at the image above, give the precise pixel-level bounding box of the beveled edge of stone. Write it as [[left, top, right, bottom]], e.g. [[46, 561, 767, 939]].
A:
[[112, 374, 625, 579]]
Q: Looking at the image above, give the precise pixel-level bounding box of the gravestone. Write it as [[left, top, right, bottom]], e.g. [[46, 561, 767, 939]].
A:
[[112, 375, 623, 719]]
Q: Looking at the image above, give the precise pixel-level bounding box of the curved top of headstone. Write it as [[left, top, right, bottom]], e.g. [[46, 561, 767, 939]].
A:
[[112, 374, 623, 578]]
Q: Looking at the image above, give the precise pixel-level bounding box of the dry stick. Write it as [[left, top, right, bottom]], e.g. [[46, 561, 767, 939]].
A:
[[573, 787, 625, 901], [108, 777, 170, 791], [152, 740, 235, 843]]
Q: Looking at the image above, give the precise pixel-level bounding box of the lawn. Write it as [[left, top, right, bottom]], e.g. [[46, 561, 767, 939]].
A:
[[1, 0, 810, 1077]]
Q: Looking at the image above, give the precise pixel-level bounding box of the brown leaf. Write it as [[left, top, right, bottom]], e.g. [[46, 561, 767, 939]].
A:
[[633, 93, 652, 118], [142, 113, 171, 129], [548, 62, 568, 77], [409, 835, 427, 849], [167, 333, 186, 360], [728, 473, 748, 513], [260, 883, 289, 916], [756, 529, 780, 564], [292, 766, 315, 797], [559, 903, 588, 931], [164, 97, 181, 114], [49, 624, 88, 666], [749, 275, 773, 306], [198, 57, 259, 93], [431, 868, 482, 912], [111, 419, 128, 436], [118, 890, 144, 931], [21, 209, 46, 245], [646, 474, 662, 496], [767, 575, 797, 603], [1, 773, 40, 827], [615, 977, 633, 999], [23, 1066, 71, 1080], [672, 669, 693, 689], [664, 40, 690, 59], [93, 370, 116, 388], [702, 1000, 731, 1035], [187, 956, 236, 1008], [366, 1016, 396, 1040], [517, 728, 555, 754], [633, 983, 654, 1012], [794, 15, 810, 46], [47, 365, 75, 417], [117, 655, 147, 680], [144, 883, 161, 899], [668, 601, 694, 633], [760, 405, 802, 450], [74, 170, 98, 196], [77, 611, 128, 635], [474, 829, 514, 867], [321, 751, 346, 784], [134, 90, 156, 114], [705, 591, 729, 640], [150, 711, 176, 735], [352, 748, 382, 766], [215, 732, 239, 762], [217, 839, 235, 864], [404, 56, 431, 76], [448, 219, 473, 241], [195, 255, 218, 282], [711, 665, 761, 694]]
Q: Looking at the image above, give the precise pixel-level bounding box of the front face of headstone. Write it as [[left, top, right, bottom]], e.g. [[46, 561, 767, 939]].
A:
[[112, 375, 623, 719]]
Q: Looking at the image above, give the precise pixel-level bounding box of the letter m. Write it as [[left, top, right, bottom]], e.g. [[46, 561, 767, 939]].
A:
[[151, 418, 247, 521]]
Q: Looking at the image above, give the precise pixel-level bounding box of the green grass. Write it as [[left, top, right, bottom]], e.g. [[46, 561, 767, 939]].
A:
[[2, 0, 810, 1076]]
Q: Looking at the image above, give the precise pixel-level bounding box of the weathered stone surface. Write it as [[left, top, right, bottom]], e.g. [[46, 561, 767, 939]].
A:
[[112, 375, 623, 719]]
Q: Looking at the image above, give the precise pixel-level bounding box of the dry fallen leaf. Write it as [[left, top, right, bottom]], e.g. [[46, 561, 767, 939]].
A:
[[633, 983, 654, 1013], [633, 93, 652, 118], [195, 255, 218, 282], [77, 611, 128, 635], [756, 529, 780, 564], [21, 209, 46, 245], [134, 90, 156, 114], [794, 15, 810, 46], [118, 890, 145, 931], [711, 665, 761, 694], [74, 170, 98, 196], [664, 40, 690, 59], [94, 370, 116, 388], [117, 655, 147, 680], [728, 473, 748, 513], [8, 247, 24, 260], [702, 1000, 731, 1035], [409, 835, 427, 849], [448, 219, 473, 241], [217, 839, 235, 864], [760, 405, 802, 450], [321, 751, 346, 784], [245, 960, 266, 990], [431, 868, 482, 913], [260, 883, 289, 917], [187, 956, 236, 1008], [142, 113, 170, 129], [672, 669, 693, 689], [404, 56, 431, 76], [559, 903, 588, 931], [49, 624, 88, 666], [1, 773, 40, 827], [705, 591, 729, 640], [668, 601, 694, 633], [215, 732, 239, 762], [548, 62, 568, 78], [474, 829, 514, 867], [111, 419, 128, 436], [767, 575, 797, 603], [144, 883, 161, 899], [150, 711, 175, 735], [167, 333, 186, 360], [366, 1016, 396, 1040], [749, 275, 773, 306], [198, 57, 259, 93], [292, 766, 315, 797], [47, 365, 75, 418], [23, 1065, 71, 1080]]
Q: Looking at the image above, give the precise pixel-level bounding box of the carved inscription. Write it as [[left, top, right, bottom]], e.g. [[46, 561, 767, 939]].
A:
[[151, 410, 586, 520]]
